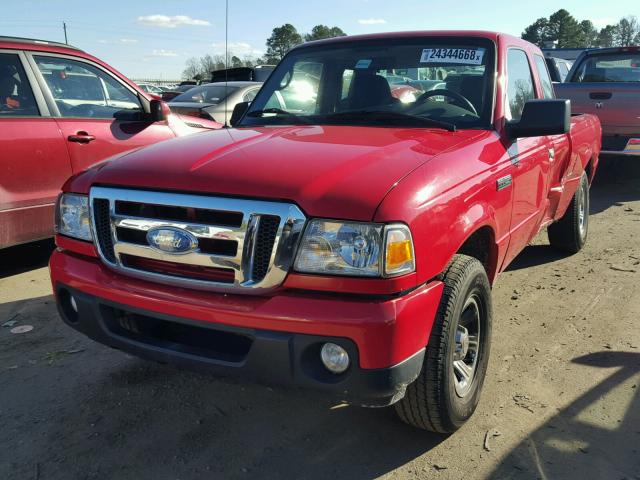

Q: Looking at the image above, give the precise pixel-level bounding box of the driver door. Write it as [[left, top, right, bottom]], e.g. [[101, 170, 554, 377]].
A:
[[28, 54, 175, 173], [502, 49, 553, 267]]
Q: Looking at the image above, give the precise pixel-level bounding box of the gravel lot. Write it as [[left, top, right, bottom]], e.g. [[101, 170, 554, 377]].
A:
[[1, 158, 639, 480]]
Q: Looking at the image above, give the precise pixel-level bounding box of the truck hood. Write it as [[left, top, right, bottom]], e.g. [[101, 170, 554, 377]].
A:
[[77, 125, 481, 220]]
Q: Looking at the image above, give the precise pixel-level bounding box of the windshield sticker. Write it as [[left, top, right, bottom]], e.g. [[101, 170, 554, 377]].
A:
[[420, 48, 486, 65], [355, 59, 372, 69]]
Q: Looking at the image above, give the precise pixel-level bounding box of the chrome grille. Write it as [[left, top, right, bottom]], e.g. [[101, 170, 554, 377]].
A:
[[89, 187, 306, 294]]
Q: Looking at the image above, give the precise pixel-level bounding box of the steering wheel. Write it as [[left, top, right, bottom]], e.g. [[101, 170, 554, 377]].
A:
[[412, 89, 478, 116]]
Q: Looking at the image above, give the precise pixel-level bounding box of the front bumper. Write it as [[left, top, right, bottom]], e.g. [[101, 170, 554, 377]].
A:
[[50, 249, 443, 406]]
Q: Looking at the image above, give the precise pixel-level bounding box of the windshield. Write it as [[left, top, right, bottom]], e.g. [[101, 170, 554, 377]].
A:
[[240, 37, 495, 129], [172, 85, 237, 103], [571, 52, 640, 83]]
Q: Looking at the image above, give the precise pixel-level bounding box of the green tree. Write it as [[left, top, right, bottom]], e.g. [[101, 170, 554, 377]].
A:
[[615, 16, 640, 46], [265, 24, 303, 62], [231, 55, 243, 68], [580, 20, 599, 47], [596, 25, 618, 47], [304, 25, 347, 42], [546, 9, 585, 48], [522, 18, 549, 47]]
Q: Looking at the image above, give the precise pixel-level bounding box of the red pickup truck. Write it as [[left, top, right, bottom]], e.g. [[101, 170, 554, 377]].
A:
[[0, 36, 220, 249], [49, 31, 601, 432]]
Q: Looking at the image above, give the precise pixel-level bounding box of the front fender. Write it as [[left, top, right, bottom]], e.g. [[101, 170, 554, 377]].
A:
[[374, 162, 509, 286]]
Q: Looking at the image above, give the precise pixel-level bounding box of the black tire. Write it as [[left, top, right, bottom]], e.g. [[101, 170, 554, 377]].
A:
[[548, 172, 589, 254], [395, 254, 492, 433]]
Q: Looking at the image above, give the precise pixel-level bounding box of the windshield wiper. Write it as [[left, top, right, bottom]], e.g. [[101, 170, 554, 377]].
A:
[[322, 110, 456, 131], [245, 108, 312, 123]]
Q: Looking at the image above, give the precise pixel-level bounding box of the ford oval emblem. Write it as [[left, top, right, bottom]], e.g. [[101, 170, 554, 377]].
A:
[[146, 227, 198, 254]]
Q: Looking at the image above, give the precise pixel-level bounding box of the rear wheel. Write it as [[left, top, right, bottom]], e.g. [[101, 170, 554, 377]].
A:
[[394, 254, 492, 433], [548, 172, 589, 254]]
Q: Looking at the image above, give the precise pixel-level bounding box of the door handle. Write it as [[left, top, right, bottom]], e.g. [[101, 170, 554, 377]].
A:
[[589, 92, 612, 100], [67, 131, 96, 144]]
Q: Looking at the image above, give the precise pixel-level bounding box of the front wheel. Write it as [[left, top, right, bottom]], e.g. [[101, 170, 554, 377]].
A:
[[548, 171, 589, 254], [395, 254, 492, 433]]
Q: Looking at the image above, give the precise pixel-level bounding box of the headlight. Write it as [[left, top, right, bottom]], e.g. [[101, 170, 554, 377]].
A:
[[294, 220, 414, 277], [55, 193, 92, 241]]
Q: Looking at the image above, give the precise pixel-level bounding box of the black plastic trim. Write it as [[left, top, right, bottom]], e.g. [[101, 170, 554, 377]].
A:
[[55, 284, 424, 406]]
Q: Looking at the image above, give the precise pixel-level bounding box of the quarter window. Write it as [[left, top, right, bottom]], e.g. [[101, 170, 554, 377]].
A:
[[34, 56, 141, 119], [0, 53, 39, 116], [506, 49, 536, 121]]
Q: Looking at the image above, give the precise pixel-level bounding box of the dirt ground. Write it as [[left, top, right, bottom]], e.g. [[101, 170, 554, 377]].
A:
[[1, 158, 639, 480]]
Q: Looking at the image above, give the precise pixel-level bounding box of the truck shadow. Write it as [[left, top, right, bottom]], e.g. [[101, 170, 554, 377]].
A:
[[0, 238, 54, 279], [488, 351, 640, 479], [590, 155, 640, 215], [507, 155, 639, 272], [75, 362, 446, 479], [0, 294, 445, 480]]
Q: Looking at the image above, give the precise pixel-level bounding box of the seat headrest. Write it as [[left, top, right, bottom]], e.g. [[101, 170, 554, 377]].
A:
[[349, 73, 393, 109]]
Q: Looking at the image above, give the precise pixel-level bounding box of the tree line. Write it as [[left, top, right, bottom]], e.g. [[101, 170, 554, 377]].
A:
[[522, 9, 640, 48], [182, 23, 345, 80]]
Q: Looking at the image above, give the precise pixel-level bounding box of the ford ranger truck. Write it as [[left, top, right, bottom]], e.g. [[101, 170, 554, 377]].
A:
[[49, 31, 601, 433], [555, 46, 640, 157]]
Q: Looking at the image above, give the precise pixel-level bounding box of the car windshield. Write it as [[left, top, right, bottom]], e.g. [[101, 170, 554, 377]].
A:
[[240, 37, 495, 129], [172, 85, 237, 103], [571, 52, 640, 82]]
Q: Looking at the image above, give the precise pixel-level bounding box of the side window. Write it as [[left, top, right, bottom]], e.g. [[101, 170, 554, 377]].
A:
[[34, 56, 141, 119], [243, 88, 258, 102], [506, 49, 536, 121], [534, 55, 554, 99], [0, 53, 39, 116]]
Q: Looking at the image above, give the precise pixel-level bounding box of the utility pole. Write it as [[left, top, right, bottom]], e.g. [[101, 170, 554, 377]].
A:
[[63, 21, 68, 44]]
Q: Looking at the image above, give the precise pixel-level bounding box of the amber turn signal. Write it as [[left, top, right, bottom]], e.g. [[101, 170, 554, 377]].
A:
[[384, 225, 415, 276]]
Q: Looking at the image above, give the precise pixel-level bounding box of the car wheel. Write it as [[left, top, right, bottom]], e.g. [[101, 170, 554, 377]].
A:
[[548, 171, 589, 254], [395, 254, 492, 433]]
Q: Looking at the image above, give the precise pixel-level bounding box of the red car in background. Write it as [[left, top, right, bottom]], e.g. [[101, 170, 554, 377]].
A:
[[0, 36, 220, 249]]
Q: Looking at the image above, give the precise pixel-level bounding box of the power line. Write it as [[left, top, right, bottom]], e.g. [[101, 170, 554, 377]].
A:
[[224, 0, 229, 127]]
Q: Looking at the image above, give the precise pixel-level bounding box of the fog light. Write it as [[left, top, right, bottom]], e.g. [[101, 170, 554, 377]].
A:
[[70, 295, 78, 313], [320, 343, 350, 374]]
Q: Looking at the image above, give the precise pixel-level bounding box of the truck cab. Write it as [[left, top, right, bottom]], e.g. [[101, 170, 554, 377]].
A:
[[49, 31, 601, 433]]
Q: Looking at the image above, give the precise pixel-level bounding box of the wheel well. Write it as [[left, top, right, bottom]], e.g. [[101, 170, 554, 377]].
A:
[[457, 227, 496, 280], [585, 157, 595, 183]]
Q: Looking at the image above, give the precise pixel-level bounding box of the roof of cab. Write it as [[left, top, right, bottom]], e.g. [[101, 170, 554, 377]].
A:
[[296, 30, 525, 49], [0, 36, 83, 52]]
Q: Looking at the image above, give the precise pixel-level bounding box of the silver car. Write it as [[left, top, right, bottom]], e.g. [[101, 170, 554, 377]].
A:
[[168, 81, 261, 124]]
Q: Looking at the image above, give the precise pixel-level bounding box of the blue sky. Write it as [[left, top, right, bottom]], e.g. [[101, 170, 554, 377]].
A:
[[1, 0, 638, 79]]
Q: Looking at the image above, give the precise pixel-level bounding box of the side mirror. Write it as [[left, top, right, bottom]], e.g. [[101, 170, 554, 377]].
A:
[[506, 99, 570, 138], [230, 101, 250, 127], [149, 99, 171, 122]]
